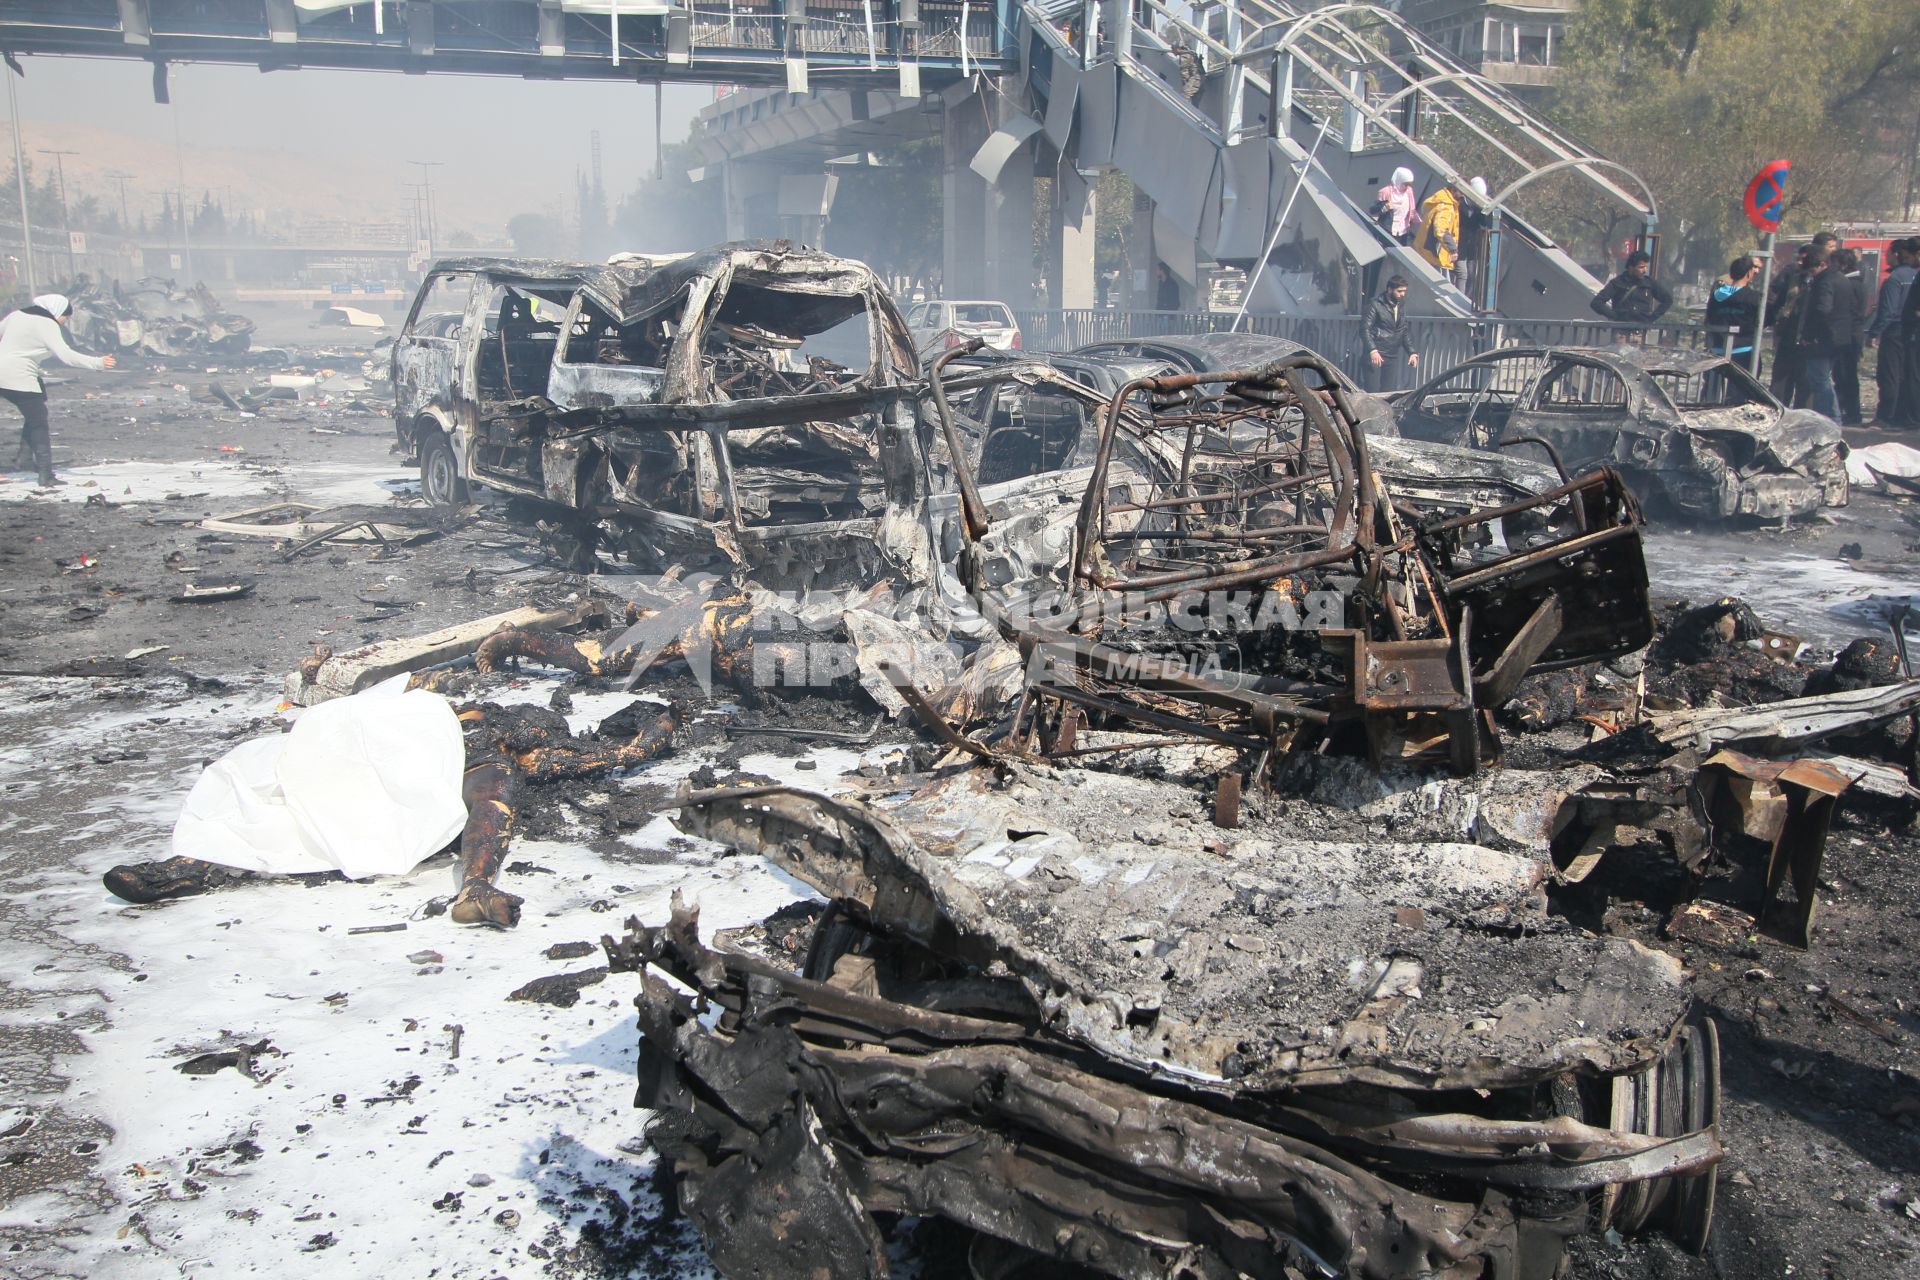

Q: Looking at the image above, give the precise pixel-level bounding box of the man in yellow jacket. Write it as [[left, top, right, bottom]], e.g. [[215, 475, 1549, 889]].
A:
[[1414, 182, 1462, 280]]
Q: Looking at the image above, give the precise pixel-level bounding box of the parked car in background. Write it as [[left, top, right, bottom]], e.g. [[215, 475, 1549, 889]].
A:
[[907, 299, 1022, 353], [1392, 346, 1848, 521]]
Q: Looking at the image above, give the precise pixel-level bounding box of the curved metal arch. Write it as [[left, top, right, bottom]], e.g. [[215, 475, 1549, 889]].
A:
[[1272, 3, 1410, 68], [1494, 158, 1659, 228], [1374, 68, 1498, 113]]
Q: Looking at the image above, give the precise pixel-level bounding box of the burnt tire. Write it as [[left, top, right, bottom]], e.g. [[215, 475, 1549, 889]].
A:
[[419, 429, 468, 506]]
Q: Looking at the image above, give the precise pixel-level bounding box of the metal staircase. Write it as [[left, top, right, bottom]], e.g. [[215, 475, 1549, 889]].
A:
[[1005, 0, 1659, 320]]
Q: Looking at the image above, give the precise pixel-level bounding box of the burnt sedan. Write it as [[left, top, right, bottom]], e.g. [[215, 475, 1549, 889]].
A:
[[1392, 346, 1848, 521]]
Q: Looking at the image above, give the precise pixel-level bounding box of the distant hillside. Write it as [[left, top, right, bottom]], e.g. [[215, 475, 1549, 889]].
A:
[[0, 118, 501, 239]]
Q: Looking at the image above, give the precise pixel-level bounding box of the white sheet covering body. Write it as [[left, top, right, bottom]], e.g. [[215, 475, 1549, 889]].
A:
[[171, 678, 467, 878]]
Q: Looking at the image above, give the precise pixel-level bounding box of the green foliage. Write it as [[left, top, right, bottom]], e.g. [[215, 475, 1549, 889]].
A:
[[826, 139, 942, 282], [605, 142, 724, 255], [1550, 0, 1920, 265]]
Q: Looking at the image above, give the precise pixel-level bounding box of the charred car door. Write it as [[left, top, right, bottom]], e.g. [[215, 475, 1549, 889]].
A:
[[392, 269, 478, 458]]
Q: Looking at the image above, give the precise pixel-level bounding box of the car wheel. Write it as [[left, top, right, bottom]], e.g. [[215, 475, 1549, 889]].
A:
[[419, 429, 468, 506]]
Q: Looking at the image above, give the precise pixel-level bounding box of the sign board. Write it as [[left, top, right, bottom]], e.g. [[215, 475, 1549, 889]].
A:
[[1744, 160, 1789, 233], [169, 253, 183, 271], [68, 231, 87, 254], [331, 282, 354, 294], [362, 284, 387, 294]]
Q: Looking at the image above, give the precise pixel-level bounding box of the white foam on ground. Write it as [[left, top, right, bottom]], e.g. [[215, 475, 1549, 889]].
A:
[[0, 673, 886, 1278], [0, 458, 407, 508], [1641, 530, 1920, 648]]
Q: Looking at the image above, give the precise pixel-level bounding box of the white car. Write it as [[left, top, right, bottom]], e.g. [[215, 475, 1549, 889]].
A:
[[906, 299, 1022, 353]]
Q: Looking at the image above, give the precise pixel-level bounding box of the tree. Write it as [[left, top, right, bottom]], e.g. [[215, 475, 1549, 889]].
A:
[[1549, 0, 1920, 270], [819, 139, 942, 287], [506, 212, 570, 257], [605, 143, 727, 257]]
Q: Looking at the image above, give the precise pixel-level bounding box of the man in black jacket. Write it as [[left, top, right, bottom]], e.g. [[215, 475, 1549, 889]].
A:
[[1364, 276, 1418, 392], [1590, 250, 1673, 324], [1768, 244, 1816, 406], [1796, 246, 1842, 420], [1830, 247, 1868, 425]]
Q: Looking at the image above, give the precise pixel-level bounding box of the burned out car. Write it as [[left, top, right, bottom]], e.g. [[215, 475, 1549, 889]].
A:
[[609, 356, 1725, 1280], [393, 243, 927, 586], [1393, 346, 1849, 521]]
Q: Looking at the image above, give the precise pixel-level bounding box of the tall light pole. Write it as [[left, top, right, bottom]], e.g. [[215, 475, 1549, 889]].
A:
[[37, 147, 77, 280], [407, 159, 442, 249], [106, 169, 131, 229], [6, 68, 34, 296]]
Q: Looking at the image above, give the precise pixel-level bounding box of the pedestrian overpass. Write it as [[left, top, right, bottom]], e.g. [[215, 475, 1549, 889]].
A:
[[0, 1, 1656, 322], [689, 0, 1658, 321]]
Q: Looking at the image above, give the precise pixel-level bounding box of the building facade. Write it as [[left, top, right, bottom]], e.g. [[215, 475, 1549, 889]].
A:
[[1397, 0, 1581, 96]]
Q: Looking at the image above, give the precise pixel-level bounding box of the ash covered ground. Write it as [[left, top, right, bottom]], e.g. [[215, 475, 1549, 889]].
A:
[[2, 337, 1920, 1280]]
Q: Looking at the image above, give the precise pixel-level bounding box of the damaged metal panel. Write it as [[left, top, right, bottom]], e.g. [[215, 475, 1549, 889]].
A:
[[610, 764, 1721, 1278]]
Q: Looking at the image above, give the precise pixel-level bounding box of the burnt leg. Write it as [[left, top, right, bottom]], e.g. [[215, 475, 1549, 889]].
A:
[[450, 760, 524, 927]]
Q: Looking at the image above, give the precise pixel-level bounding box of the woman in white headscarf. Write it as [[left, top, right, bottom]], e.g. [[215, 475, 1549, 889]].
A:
[[0, 292, 115, 488], [1372, 166, 1423, 245]]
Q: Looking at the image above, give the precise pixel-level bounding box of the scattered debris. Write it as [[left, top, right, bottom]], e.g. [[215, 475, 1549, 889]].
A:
[[506, 968, 609, 1008]]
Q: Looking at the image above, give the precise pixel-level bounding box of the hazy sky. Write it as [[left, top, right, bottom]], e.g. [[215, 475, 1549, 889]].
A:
[[5, 55, 712, 236]]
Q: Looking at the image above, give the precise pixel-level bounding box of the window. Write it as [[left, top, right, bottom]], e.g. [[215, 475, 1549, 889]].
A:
[[409, 271, 473, 338], [1533, 361, 1629, 409], [1649, 365, 1772, 411], [906, 303, 927, 327], [1516, 25, 1550, 65], [954, 303, 1013, 326]]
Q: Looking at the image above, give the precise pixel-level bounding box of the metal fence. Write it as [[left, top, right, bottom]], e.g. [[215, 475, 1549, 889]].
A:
[[1007, 308, 1734, 373]]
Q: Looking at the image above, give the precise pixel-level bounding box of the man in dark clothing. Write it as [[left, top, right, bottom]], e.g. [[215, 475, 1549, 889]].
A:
[[1768, 245, 1816, 406], [1871, 239, 1918, 427], [1705, 255, 1761, 360], [1364, 275, 1418, 392], [1796, 246, 1842, 421], [1903, 239, 1920, 427], [1829, 247, 1868, 425], [1154, 262, 1181, 311], [1590, 250, 1673, 324]]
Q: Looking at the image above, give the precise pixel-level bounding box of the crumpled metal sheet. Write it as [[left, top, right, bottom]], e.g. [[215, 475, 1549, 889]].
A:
[[674, 768, 1693, 1092]]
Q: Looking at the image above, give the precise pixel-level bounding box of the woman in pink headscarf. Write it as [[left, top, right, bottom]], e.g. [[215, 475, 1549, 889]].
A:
[[1372, 167, 1423, 245]]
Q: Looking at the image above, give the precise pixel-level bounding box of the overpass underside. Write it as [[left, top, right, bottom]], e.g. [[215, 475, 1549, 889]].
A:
[[0, 0, 1009, 89], [691, 2, 1657, 322]]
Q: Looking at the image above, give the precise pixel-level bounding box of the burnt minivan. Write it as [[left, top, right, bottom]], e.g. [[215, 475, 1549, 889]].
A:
[[392, 242, 929, 585]]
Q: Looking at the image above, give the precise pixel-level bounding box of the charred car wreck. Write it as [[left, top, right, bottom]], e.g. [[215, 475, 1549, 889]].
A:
[[394, 243, 929, 585], [587, 356, 1735, 1279], [1393, 346, 1848, 522]]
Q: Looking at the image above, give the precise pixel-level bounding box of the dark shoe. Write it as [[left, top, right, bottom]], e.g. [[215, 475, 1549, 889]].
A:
[[35, 474, 63, 489], [103, 856, 246, 904]]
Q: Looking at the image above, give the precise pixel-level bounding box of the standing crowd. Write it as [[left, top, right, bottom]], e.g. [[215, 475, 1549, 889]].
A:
[[1710, 233, 1920, 427]]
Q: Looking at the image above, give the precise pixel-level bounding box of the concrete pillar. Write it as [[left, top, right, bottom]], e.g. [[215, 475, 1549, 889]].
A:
[[722, 161, 784, 242], [1124, 183, 1155, 310], [941, 95, 990, 298], [1047, 161, 1098, 310], [983, 144, 1036, 306]]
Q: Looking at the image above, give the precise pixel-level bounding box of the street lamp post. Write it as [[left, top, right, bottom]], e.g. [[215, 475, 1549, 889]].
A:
[[6, 69, 34, 295], [38, 147, 77, 280], [407, 159, 443, 251]]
